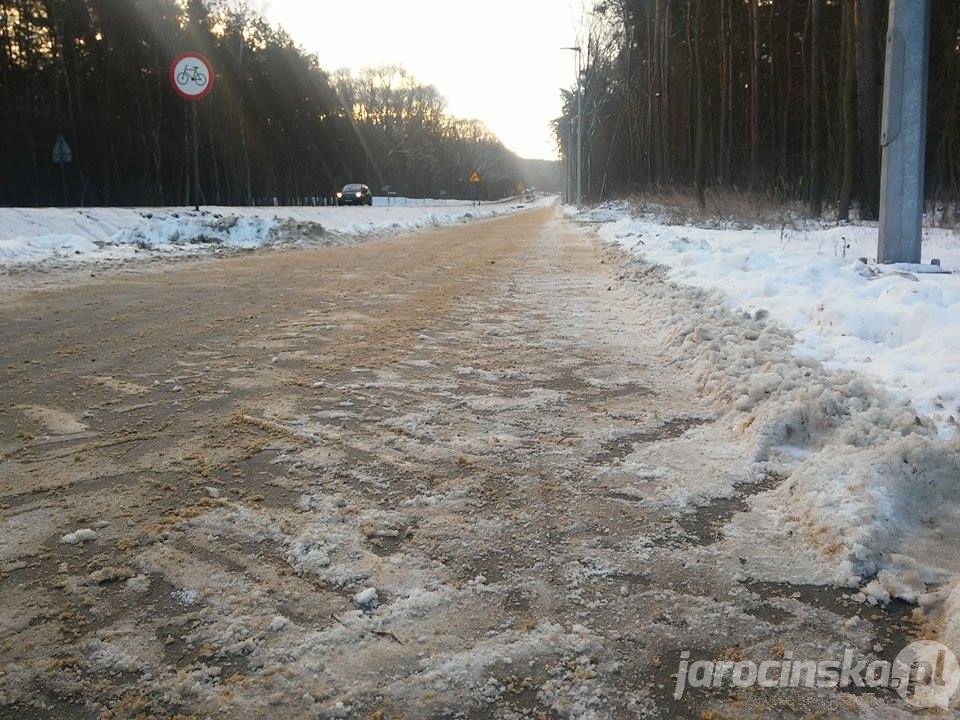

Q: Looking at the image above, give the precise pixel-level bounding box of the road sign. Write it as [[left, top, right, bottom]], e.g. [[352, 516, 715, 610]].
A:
[[170, 52, 215, 101], [52, 135, 72, 164], [469, 171, 481, 183], [170, 52, 214, 210]]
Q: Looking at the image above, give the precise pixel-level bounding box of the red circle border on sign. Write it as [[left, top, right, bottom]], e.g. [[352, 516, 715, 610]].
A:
[[169, 52, 215, 101]]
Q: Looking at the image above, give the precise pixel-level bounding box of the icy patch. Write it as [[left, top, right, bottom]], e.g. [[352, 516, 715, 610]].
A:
[[359, 509, 411, 539], [125, 574, 150, 593], [462, 387, 563, 414], [84, 639, 142, 673], [172, 588, 199, 605], [383, 623, 603, 715]]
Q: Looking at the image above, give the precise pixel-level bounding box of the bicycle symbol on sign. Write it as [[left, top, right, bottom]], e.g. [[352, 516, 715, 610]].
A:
[[176, 65, 207, 88]]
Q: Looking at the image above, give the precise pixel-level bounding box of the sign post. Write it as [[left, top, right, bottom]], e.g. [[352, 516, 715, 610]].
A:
[[52, 134, 73, 206], [469, 170, 481, 206], [170, 52, 215, 210]]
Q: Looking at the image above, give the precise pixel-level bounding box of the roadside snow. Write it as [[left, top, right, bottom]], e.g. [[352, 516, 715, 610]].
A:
[[0, 197, 554, 270], [579, 202, 960, 649], [579, 203, 960, 436]]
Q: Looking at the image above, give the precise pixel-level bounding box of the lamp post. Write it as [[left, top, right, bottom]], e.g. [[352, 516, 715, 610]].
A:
[[562, 46, 583, 210]]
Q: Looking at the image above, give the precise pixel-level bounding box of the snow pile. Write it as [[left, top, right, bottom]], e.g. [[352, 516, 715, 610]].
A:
[[586, 208, 960, 639], [583, 207, 960, 435], [724, 436, 960, 589], [928, 580, 960, 657], [0, 196, 555, 270], [60, 528, 97, 545], [354, 587, 379, 608], [112, 213, 280, 249]]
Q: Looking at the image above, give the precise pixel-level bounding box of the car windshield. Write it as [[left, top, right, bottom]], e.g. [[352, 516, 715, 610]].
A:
[[343, 184, 363, 192]]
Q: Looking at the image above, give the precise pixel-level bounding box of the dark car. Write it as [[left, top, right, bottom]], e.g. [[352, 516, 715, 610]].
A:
[[337, 183, 373, 206]]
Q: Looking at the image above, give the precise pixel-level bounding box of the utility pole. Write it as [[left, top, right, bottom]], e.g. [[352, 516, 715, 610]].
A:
[[563, 46, 583, 210], [563, 118, 574, 205], [576, 52, 583, 210], [877, 0, 931, 264]]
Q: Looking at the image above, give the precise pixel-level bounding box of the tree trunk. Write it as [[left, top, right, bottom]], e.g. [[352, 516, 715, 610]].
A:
[[693, 0, 706, 207], [809, 0, 824, 216], [838, 0, 857, 220], [750, 0, 760, 188], [855, 0, 882, 219], [718, 0, 729, 186]]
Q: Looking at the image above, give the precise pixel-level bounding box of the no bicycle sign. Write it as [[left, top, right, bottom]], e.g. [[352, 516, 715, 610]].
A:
[[170, 51, 214, 210], [170, 52, 214, 101]]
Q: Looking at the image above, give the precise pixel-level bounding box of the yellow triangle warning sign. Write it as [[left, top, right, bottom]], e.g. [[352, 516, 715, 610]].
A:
[[469, 171, 481, 183]]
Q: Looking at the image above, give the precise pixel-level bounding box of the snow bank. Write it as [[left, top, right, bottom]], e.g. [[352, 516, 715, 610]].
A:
[[0, 197, 554, 271], [580, 202, 960, 645], [581, 203, 960, 435]]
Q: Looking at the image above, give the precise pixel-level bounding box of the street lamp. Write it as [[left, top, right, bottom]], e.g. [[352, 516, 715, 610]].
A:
[[562, 45, 583, 210]]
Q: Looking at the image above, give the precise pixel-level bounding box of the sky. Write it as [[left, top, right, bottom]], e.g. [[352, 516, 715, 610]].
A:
[[258, 1, 584, 160]]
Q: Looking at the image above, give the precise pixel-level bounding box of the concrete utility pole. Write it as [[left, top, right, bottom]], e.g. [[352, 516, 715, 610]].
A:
[[576, 53, 583, 211], [877, 0, 931, 264], [563, 46, 583, 210]]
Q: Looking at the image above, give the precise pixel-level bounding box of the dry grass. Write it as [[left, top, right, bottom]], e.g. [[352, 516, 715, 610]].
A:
[[605, 188, 960, 232], [613, 189, 810, 230]]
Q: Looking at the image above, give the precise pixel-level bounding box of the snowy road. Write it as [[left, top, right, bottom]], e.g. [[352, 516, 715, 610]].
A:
[[1, 207, 953, 718]]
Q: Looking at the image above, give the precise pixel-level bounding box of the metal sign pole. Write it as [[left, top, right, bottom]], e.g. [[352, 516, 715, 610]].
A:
[[52, 134, 73, 207], [170, 52, 214, 211], [59, 160, 67, 207], [192, 102, 200, 211], [877, 0, 931, 264]]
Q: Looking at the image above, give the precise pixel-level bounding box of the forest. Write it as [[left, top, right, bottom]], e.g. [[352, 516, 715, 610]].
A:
[[0, 0, 544, 206], [557, 0, 960, 219]]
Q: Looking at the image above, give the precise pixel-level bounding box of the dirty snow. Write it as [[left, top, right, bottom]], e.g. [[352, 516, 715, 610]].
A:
[[581, 203, 960, 436], [4, 206, 957, 717], [0, 196, 554, 270], [576, 202, 960, 651], [60, 528, 97, 545]]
